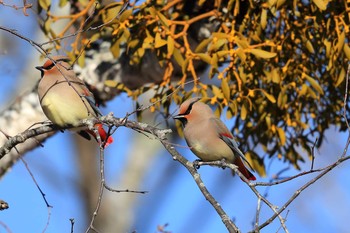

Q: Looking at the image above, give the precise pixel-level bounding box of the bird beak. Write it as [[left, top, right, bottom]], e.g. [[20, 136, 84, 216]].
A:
[[36, 66, 45, 77], [173, 115, 183, 120], [35, 66, 43, 71]]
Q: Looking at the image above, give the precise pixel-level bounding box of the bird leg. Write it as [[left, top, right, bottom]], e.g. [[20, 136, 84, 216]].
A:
[[219, 158, 227, 170]]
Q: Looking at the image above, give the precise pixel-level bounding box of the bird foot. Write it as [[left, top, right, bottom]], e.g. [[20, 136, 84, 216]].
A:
[[193, 159, 202, 169], [219, 158, 227, 170]]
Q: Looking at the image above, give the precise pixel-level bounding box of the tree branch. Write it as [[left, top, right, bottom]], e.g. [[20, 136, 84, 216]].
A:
[[160, 142, 240, 233]]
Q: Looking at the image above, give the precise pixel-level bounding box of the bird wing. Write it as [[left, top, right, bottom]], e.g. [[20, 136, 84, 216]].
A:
[[210, 117, 255, 171], [74, 83, 103, 117], [83, 94, 103, 117]]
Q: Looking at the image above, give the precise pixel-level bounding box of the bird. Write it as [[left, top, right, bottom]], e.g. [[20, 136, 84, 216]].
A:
[[36, 55, 113, 148], [173, 97, 256, 180]]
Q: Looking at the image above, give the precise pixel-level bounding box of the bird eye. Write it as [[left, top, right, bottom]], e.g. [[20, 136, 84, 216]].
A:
[[183, 102, 194, 115], [184, 99, 200, 115]]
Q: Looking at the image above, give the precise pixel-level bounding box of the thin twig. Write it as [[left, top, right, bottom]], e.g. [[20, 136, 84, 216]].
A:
[[341, 62, 350, 158], [0, 220, 12, 233], [310, 138, 318, 170], [0, 26, 48, 56], [256, 155, 350, 231], [70, 219, 75, 233], [85, 146, 104, 233]]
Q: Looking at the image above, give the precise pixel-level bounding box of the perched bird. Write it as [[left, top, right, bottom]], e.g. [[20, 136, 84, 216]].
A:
[[173, 97, 256, 180], [36, 56, 113, 147]]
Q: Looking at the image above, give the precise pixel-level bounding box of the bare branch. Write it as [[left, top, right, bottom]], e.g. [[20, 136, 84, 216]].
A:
[[256, 155, 350, 231], [0, 26, 47, 56], [196, 160, 288, 233], [160, 141, 240, 233]]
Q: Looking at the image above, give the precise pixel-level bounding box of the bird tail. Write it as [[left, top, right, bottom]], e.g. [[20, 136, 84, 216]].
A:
[[83, 123, 113, 148], [233, 157, 256, 181], [95, 123, 113, 147]]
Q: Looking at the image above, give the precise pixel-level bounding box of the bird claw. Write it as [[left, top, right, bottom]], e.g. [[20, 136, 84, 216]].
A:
[[193, 159, 202, 169], [220, 158, 227, 170]]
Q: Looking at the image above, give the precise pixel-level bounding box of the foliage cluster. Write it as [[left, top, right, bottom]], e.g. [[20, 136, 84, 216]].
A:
[[38, 0, 350, 175]]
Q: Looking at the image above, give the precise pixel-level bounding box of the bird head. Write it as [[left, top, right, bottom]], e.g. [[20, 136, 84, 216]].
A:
[[36, 56, 71, 77]]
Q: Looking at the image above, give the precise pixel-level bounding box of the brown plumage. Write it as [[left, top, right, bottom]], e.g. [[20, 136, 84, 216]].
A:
[[36, 56, 113, 147], [174, 97, 255, 180]]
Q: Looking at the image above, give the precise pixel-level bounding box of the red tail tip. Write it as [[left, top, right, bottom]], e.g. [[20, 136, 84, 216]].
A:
[[95, 123, 113, 148], [249, 174, 256, 181], [104, 136, 114, 148]]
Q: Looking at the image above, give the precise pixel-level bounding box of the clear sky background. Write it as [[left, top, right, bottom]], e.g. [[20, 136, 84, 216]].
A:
[[1, 2, 350, 233]]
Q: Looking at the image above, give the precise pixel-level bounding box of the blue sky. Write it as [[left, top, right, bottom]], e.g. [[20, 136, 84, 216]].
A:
[[1, 2, 350, 233]]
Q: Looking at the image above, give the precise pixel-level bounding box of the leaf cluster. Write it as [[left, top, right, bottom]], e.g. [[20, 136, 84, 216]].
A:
[[37, 0, 350, 175]]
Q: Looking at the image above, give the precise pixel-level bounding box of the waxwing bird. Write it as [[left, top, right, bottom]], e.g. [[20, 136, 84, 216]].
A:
[[173, 97, 256, 180], [36, 56, 113, 147]]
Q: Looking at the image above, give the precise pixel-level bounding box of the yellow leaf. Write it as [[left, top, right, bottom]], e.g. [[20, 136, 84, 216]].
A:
[[305, 39, 315, 54], [344, 43, 350, 60], [212, 32, 230, 39], [110, 39, 120, 58], [229, 101, 238, 115], [271, 68, 280, 83], [59, 0, 68, 7], [336, 30, 345, 53], [236, 48, 247, 63], [39, 0, 51, 11], [241, 104, 247, 120], [105, 80, 118, 87], [335, 68, 345, 87], [221, 78, 231, 100], [182, 57, 190, 74], [265, 114, 271, 128], [214, 103, 222, 118], [167, 36, 174, 55], [119, 9, 133, 22], [235, 37, 250, 49], [277, 90, 286, 108], [303, 73, 324, 95], [148, 7, 156, 17], [128, 39, 139, 49], [276, 0, 286, 9], [195, 38, 211, 53], [211, 53, 219, 69], [250, 49, 277, 59], [217, 50, 230, 58], [77, 52, 85, 67], [44, 19, 51, 33], [245, 151, 266, 177], [268, 0, 277, 8], [90, 33, 101, 43], [306, 86, 317, 99], [211, 85, 224, 99], [299, 83, 308, 96], [196, 53, 212, 64], [211, 38, 227, 52], [103, 5, 119, 23], [260, 9, 267, 29], [276, 127, 286, 146], [155, 33, 167, 48], [155, 11, 169, 27], [312, 0, 328, 10], [324, 39, 331, 58], [260, 89, 276, 103], [226, 107, 233, 119], [173, 48, 184, 67]]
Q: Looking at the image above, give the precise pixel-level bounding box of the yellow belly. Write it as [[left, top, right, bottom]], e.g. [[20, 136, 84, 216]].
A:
[[188, 140, 234, 162], [41, 92, 92, 127]]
